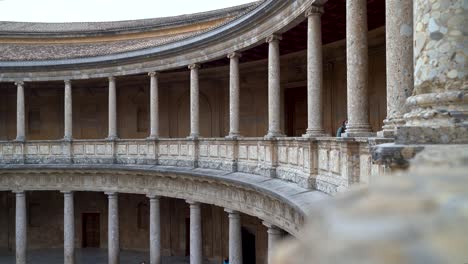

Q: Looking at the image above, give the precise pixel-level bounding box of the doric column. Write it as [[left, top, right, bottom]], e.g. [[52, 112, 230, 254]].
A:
[[15, 81, 25, 141], [225, 209, 242, 264], [187, 200, 202, 264], [344, 0, 373, 137], [15, 191, 27, 264], [107, 76, 118, 140], [396, 0, 467, 144], [304, 5, 327, 137], [265, 34, 283, 138], [148, 195, 161, 264], [263, 222, 282, 264], [63, 191, 75, 264], [378, 0, 414, 138], [148, 72, 159, 139], [227, 52, 242, 138], [64, 80, 73, 140], [188, 64, 201, 139], [106, 192, 119, 264]]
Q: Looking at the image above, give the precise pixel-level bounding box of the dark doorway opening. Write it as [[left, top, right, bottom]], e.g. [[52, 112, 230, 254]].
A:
[[185, 217, 190, 256], [82, 213, 100, 248], [285, 87, 307, 137], [242, 227, 256, 264]]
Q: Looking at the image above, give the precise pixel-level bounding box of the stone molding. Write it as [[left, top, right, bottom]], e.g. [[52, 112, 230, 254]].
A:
[[0, 164, 328, 236]]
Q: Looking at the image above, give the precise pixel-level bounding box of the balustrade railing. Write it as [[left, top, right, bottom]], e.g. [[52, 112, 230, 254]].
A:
[[0, 137, 392, 194]]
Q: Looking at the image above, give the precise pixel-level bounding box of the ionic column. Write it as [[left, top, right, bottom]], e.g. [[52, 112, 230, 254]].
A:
[[63, 191, 75, 264], [304, 5, 327, 137], [227, 52, 242, 138], [15, 191, 27, 264], [187, 200, 202, 264], [188, 64, 201, 139], [263, 222, 282, 264], [107, 76, 118, 140], [148, 195, 161, 264], [15, 81, 25, 141], [397, 0, 467, 144], [106, 192, 119, 264], [225, 209, 242, 264], [64, 80, 73, 140], [148, 72, 159, 139], [265, 34, 284, 138], [344, 0, 373, 137], [378, 0, 413, 138]]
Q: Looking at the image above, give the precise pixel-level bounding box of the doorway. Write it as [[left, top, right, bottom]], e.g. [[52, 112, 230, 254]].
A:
[[242, 227, 256, 264], [82, 213, 100, 248]]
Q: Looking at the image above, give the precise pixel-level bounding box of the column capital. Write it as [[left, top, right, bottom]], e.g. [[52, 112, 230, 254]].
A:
[[305, 5, 324, 17], [147, 194, 160, 200], [64, 79, 72, 85], [13, 190, 25, 195], [266, 34, 282, 43], [225, 209, 241, 218], [61, 190, 74, 195], [108, 76, 116, 82], [14, 81, 24, 86], [227, 52, 242, 59], [186, 200, 200, 206], [188, 64, 201, 70], [105, 192, 118, 197], [263, 221, 281, 233], [148, 71, 159, 77]]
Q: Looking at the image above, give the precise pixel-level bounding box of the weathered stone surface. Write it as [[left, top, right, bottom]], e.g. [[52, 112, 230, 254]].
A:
[[273, 158, 468, 264]]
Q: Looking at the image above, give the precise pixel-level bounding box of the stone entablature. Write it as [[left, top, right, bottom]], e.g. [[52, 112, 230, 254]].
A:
[[0, 164, 328, 236], [0, 137, 390, 194]]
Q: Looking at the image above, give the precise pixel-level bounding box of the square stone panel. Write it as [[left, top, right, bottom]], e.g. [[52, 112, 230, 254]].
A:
[[27, 145, 38, 155], [128, 144, 138, 155]]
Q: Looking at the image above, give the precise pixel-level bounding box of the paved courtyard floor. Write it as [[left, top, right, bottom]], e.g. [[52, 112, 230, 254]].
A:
[[0, 248, 217, 264]]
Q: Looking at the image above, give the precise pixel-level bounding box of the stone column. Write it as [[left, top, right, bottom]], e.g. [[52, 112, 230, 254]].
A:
[[266, 34, 284, 138], [148, 195, 161, 264], [344, 0, 373, 137], [396, 0, 467, 144], [149, 72, 159, 139], [108, 76, 118, 140], [304, 5, 327, 137], [227, 52, 242, 138], [188, 64, 201, 139], [15, 81, 25, 141], [263, 222, 282, 264], [63, 191, 75, 264], [15, 191, 27, 264], [64, 80, 73, 140], [377, 0, 414, 138], [107, 192, 119, 264], [225, 209, 242, 264], [187, 200, 202, 264]]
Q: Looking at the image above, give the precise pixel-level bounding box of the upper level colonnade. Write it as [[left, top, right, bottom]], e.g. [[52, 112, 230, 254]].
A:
[[0, 0, 410, 193]]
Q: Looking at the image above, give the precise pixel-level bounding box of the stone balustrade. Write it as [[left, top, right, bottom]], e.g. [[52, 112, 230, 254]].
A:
[[0, 137, 391, 194]]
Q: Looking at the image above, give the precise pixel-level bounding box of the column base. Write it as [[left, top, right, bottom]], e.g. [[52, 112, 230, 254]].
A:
[[14, 136, 25, 142], [63, 136, 73, 142], [342, 131, 376, 138], [302, 130, 329, 138], [264, 132, 285, 139], [187, 134, 200, 140], [226, 133, 241, 139], [146, 135, 159, 140], [106, 136, 119, 141]]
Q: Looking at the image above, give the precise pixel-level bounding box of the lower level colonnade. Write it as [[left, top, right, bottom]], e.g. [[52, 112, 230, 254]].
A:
[[7, 190, 287, 264]]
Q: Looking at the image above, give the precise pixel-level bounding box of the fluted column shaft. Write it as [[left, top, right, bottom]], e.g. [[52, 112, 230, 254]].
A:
[[188, 64, 200, 138], [15, 82, 25, 141], [226, 209, 242, 264], [378, 0, 414, 138], [344, 0, 373, 137], [15, 191, 27, 264], [108, 77, 118, 139], [187, 201, 202, 264], [148, 195, 161, 264], [107, 192, 119, 264], [263, 222, 282, 264], [149, 72, 159, 139], [304, 6, 327, 137], [63, 191, 75, 264], [64, 80, 73, 140], [266, 35, 283, 138], [228, 52, 241, 138]]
